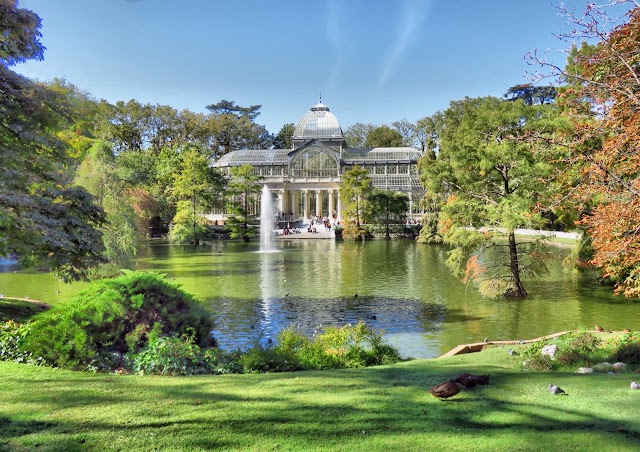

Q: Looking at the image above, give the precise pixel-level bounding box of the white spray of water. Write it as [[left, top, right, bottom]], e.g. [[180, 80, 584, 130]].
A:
[[260, 185, 276, 252]]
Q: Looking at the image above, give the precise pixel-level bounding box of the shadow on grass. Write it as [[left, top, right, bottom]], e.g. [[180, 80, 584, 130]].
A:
[[2, 361, 639, 450]]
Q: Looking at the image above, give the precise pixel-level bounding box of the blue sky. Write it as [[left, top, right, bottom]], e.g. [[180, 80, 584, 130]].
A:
[[16, 0, 625, 134]]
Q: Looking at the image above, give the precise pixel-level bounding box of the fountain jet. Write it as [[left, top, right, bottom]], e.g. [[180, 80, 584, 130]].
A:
[[260, 185, 276, 252]]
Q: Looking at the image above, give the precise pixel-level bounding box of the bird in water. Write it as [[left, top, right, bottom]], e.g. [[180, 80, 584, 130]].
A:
[[429, 380, 461, 399], [453, 373, 490, 388], [548, 384, 568, 395], [631, 382, 640, 390]]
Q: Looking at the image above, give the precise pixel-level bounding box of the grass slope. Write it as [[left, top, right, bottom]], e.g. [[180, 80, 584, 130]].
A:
[[1, 347, 639, 451]]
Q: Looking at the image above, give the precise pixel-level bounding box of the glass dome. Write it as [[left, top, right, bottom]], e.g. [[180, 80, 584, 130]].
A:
[[292, 102, 344, 140]]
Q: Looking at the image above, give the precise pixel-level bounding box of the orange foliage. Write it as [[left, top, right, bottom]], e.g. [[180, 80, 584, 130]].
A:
[[463, 255, 485, 284], [558, 7, 640, 295]]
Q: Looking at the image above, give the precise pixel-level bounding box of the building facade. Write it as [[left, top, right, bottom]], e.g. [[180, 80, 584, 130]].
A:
[[211, 102, 424, 223]]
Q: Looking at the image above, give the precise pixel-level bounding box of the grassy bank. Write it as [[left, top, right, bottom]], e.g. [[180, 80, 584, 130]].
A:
[[1, 347, 639, 451]]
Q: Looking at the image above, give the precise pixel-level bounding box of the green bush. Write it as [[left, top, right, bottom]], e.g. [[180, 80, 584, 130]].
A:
[[238, 346, 300, 373], [341, 224, 371, 240], [131, 332, 208, 375], [556, 332, 603, 365], [275, 322, 401, 370], [22, 271, 213, 370], [0, 320, 42, 365], [609, 332, 640, 365], [364, 224, 421, 238], [524, 354, 557, 371]]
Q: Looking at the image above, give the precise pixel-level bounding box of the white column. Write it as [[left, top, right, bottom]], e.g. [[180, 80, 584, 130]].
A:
[[276, 190, 284, 217], [303, 190, 309, 219], [328, 190, 335, 219], [315, 190, 322, 217], [292, 190, 299, 218], [337, 192, 343, 223], [408, 191, 413, 220]]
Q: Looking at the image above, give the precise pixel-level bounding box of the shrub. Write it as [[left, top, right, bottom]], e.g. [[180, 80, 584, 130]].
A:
[[276, 322, 401, 370], [238, 346, 300, 373], [363, 224, 421, 238], [130, 332, 209, 375], [22, 271, 213, 370], [556, 331, 602, 365], [520, 339, 549, 359], [341, 224, 371, 240], [0, 320, 42, 365], [610, 332, 640, 365], [524, 354, 557, 371]]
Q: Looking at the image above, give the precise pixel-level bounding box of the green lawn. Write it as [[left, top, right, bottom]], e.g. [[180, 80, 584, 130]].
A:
[[1, 347, 639, 451]]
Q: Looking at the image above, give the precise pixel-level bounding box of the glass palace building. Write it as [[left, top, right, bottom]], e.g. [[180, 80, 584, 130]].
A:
[[211, 102, 424, 224]]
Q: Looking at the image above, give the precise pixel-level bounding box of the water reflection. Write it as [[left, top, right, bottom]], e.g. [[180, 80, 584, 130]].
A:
[[1, 240, 637, 359]]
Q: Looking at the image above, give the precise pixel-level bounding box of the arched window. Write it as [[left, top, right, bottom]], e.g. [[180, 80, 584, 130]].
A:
[[290, 147, 338, 178]]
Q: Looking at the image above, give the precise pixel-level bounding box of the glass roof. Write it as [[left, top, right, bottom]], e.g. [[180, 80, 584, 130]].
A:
[[214, 146, 422, 167], [214, 149, 289, 166], [370, 174, 423, 191], [342, 147, 422, 162], [292, 102, 344, 140]]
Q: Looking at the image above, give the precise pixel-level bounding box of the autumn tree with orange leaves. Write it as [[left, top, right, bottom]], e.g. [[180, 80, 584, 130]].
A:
[[528, 1, 640, 296], [419, 97, 561, 299]]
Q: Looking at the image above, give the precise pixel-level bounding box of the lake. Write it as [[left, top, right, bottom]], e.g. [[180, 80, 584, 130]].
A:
[[1, 239, 637, 358]]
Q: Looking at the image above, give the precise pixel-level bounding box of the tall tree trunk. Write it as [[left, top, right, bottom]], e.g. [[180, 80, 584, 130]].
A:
[[243, 193, 249, 242], [505, 229, 527, 298], [385, 212, 390, 240]]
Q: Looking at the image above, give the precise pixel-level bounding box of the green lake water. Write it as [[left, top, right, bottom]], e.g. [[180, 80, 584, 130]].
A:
[[1, 239, 638, 358]]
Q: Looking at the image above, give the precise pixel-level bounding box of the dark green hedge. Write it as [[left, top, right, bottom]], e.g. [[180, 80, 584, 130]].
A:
[[22, 271, 212, 370]]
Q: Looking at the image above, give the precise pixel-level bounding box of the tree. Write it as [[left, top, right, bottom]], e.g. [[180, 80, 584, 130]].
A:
[[503, 84, 557, 105], [415, 112, 444, 155], [75, 141, 138, 275], [420, 96, 559, 298], [273, 123, 294, 149], [206, 108, 272, 158], [344, 122, 376, 147], [527, 1, 640, 296], [364, 125, 404, 148], [205, 99, 262, 120], [0, 0, 106, 281], [339, 166, 373, 228], [226, 164, 262, 242], [369, 190, 409, 240], [170, 146, 226, 244], [392, 119, 418, 148]]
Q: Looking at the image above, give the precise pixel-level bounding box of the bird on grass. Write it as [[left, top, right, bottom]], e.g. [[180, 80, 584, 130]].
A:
[[594, 324, 612, 333], [483, 337, 489, 344], [429, 380, 461, 399], [453, 373, 490, 388], [631, 382, 640, 390], [508, 349, 517, 356], [548, 384, 568, 395]]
